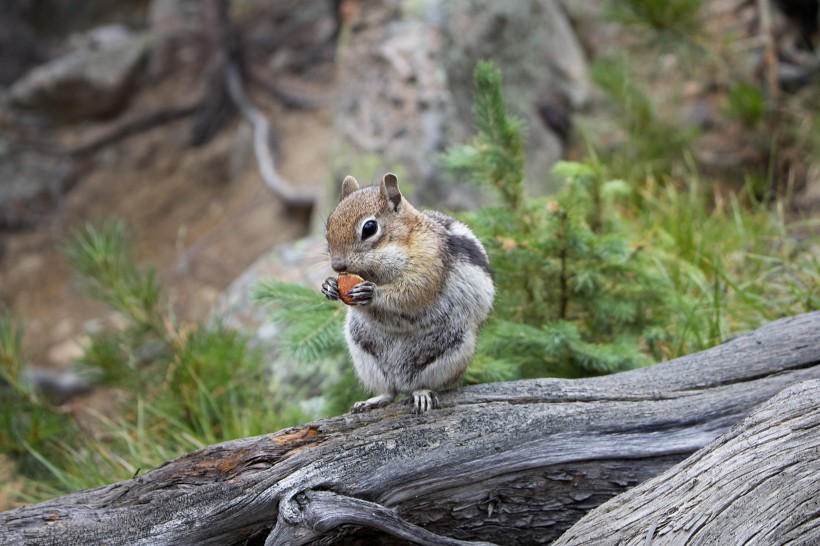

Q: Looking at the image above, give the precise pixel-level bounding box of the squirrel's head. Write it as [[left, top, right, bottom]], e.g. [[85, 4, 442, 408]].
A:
[[325, 173, 421, 283]]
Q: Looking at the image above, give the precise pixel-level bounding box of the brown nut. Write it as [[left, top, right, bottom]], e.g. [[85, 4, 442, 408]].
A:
[[338, 273, 365, 306]]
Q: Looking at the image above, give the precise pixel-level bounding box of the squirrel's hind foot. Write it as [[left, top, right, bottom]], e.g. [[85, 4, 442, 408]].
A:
[[351, 393, 395, 413], [406, 389, 438, 413]]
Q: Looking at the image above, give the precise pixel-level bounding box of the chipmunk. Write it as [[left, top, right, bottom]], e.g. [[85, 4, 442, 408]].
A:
[[321, 173, 494, 413]]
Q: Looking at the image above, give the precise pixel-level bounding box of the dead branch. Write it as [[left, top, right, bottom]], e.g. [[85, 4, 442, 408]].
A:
[[208, 0, 315, 209], [248, 70, 328, 110], [68, 99, 201, 157], [225, 61, 315, 209]]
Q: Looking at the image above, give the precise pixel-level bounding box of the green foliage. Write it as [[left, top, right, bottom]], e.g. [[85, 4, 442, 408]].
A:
[[0, 311, 27, 396], [63, 219, 162, 334], [725, 83, 767, 128], [590, 59, 697, 180], [75, 330, 137, 387], [584, 2, 819, 350], [2, 220, 306, 503], [446, 60, 525, 210], [596, 0, 820, 207], [447, 64, 672, 376], [161, 323, 268, 441], [606, 0, 704, 44], [633, 180, 819, 356], [253, 279, 356, 411], [0, 312, 77, 480], [254, 280, 347, 363]]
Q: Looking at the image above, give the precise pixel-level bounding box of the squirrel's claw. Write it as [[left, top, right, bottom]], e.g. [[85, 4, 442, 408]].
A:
[[407, 389, 438, 413], [321, 276, 340, 301], [347, 281, 375, 306]]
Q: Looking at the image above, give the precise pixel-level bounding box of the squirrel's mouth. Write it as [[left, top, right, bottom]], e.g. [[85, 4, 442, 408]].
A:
[[350, 270, 374, 283], [340, 264, 394, 285], [348, 269, 383, 284]]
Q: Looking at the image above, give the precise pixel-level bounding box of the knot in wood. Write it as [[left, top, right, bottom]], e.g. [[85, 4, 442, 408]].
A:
[[280, 492, 308, 525]]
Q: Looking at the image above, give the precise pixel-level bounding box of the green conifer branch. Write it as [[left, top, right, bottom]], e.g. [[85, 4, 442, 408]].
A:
[[254, 279, 347, 363], [447, 61, 525, 211], [64, 219, 162, 335]]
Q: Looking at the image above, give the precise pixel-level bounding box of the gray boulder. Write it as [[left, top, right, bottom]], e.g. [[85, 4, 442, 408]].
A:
[[8, 24, 150, 122], [331, 0, 592, 209], [0, 138, 74, 229]]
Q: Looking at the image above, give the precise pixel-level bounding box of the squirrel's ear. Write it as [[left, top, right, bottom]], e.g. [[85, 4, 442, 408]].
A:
[[341, 176, 360, 200], [380, 172, 402, 212]]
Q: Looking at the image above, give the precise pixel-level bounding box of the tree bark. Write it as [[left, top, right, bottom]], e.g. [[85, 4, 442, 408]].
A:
[[1, 312, 819, 545], [554, 379, 820, 545]]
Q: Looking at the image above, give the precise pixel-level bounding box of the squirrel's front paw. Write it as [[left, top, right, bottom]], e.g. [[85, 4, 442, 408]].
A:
[[346, 281, 376, 306], [321, 276, 340, 300]]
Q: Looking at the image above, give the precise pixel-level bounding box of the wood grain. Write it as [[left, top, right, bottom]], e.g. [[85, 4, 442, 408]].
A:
[[1, 312, 818, 545], [554, 380, 820, 545]]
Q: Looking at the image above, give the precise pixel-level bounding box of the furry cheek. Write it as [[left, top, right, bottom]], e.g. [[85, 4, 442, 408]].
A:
[[368, 244, 409, 280]]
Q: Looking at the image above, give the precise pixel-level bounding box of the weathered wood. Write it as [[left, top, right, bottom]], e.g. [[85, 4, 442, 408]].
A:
[[1, 312, 819, 545], [554, 379, 820, 545], [265, 490, 497, 546]]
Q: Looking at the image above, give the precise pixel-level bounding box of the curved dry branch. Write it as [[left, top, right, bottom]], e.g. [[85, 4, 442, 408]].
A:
[[266, 490, 498, 546], [1, 312, 819, 545], [225, 62, 315, 209], [197, 0, 315, 209]]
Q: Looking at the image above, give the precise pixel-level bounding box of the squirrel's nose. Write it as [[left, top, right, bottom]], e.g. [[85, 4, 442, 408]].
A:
[[331, 258, 347, 273]]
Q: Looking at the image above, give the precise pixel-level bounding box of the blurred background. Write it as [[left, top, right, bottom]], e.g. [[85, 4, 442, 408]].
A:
[[0, 0, 818, 509]]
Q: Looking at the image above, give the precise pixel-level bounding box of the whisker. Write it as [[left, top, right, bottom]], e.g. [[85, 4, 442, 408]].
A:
[[305, 261, 333, 275]]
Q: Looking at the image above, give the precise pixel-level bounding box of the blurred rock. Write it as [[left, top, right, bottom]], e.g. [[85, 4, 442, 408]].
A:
[[446, 0, 591, 197], [560, 0, 618, 59], [20, 367, 91, 405], [148, 0, 202, 35], [229, 124, 254, 184], [216, 235, 330, 341], [16, 1, 149, 40], [146, 0, 204, 78], [0, 2, 48, 86], [0, 138, 75, 229], [333, 0, 455, 207], [0, 363, 91, 406], [7, 24, 150, 122], [214, 236, 340, 407], [332, 0, 592, 209], [47, 336, 87, 367]]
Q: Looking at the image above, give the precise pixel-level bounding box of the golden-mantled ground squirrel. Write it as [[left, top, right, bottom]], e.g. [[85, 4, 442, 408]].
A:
[[321, 173, 494, 413]]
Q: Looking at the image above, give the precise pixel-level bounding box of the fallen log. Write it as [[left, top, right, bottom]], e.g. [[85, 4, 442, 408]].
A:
[[1, 312, 819, 545], [554, 379, 820, 545]]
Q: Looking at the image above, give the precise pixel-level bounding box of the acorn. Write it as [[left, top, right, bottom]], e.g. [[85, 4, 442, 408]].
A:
[[338, 273, 365, 306]]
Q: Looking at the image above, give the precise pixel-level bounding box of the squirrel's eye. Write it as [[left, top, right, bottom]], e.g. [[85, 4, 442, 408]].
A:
[[361, 219, 378, 240]]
